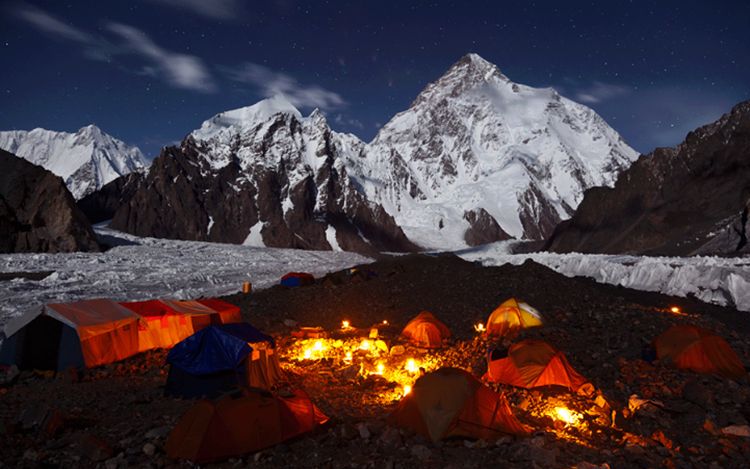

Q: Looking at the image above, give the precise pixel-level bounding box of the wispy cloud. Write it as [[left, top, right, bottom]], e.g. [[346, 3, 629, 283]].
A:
[[15, 5, 92, 43], [15, 5, 216, 93], [574, 81, 630, 104], [143, 0, 244, 20], [106, 23, 215, 92], [225, 63, 346, 110]]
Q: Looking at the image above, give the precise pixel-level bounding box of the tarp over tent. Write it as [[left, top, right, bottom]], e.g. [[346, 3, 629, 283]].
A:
[[280, 272, 315, 287], [401, 311, 451, 349], [166, 323, 284, 398], [120, 300, 195, 352], [484, 339, 590, 392], [0, 299, 141, 370], [165, 388, 328, 463], [388, 367, 530, 442], [654, 325, 746, 379], [485, 298, 543, 338]]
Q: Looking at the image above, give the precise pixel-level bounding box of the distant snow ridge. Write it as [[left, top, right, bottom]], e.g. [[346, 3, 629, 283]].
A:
[[351, 53, 638, 249], [458, 242, 750, 312], [0, 125, 147, 199]]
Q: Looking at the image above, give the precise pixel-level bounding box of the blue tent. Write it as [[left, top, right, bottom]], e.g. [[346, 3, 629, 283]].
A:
[[165, 324, 283, 398]]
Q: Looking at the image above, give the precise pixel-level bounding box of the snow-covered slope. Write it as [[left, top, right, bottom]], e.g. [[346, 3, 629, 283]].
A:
[[0, 125, 147, 199], [350, 54, 638, 249]]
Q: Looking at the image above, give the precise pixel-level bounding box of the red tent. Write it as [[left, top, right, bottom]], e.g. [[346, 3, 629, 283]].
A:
[[120, 300, 194, 352], [654, 325, 746, 379], [166, 389, 328, 463], [197, 298, 242, 324], [484, 339, 590, 392]]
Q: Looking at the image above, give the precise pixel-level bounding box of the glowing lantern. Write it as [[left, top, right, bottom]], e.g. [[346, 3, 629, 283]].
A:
[[670, 306, 681, 314], [341, 320, 350, 329], [382, 320, 389, 325], [553, 407, 581, 426], [403, 384, 412, 396], [376, 363, 385, 374], [303, 349, 312, 359], [405, 358, 419, 374], [344, 351, 353, 362], [474, 323, 486, 333], [313, 340, 324, 352], [360, 339, 371, 351]]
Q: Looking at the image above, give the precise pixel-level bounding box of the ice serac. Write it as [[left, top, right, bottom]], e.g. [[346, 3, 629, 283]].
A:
[[0, 149, 100, 253], [111, 96, 418, 255], [546, 100, 750, 256], [353, 53, 638, 249], [0, 125, 147, 199]]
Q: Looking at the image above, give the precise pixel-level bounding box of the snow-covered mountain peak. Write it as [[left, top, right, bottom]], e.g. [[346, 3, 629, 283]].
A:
[[356, 54, 639, 249], [0, 126, 146, 199], [191, 95, 302, 142]]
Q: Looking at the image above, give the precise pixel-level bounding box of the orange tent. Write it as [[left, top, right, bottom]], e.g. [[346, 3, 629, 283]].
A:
[[0, 299, 141, 370], [485, 298, 542, 338], [197, 298, 242, 324], [166, 389, 328, 463], [120, 300, 195, 352], [483, 339, 590, 392], [654, 325, 746, 379], [401, 311, 451, 348], [159, 299, 227, 331], [388, 368, 530, 442]]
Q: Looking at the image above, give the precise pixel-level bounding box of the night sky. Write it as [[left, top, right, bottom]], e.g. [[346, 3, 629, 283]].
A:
[[1, 0, 748, 158]]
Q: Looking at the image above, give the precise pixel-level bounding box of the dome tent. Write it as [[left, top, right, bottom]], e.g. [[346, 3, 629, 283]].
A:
[[485, 298, 542, 338], [166, 388, 328, 463], [653, 325, 746, 379], [484, 339, 590, 392], [165, 323, 284, 398], [400, 311, 451, 348], [388, 367, 530, 441]]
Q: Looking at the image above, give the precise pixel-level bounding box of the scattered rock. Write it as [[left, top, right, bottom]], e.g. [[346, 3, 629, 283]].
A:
[[410, 444, 432, 461], [143, 442, 156, 456], [721, 425, 750, 438]]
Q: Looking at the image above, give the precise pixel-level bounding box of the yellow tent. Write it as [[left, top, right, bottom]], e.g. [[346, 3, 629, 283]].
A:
[[485, 298, 542, 338]]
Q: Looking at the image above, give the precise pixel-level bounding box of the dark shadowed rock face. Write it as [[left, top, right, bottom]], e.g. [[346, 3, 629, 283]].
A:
[[77, 171, 146, 224], [546, 100, 750, 256], [0, 149, 100, 253], [463, 208, 512, 246], [111, 106, 418, 256]]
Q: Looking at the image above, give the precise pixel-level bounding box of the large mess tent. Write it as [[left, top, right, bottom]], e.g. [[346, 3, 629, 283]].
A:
[[400, 311, 452, 348], [388, 367, 529, 441], [0, 299, 141, 370], [484, 339, 591, 392], [165, 389, 328, 463], [158, 299, 236, 331], [119, 300, 195, 352], [653, 325, 746, 379], [165, 323, 284, 398], [485, 298, 543, 338]]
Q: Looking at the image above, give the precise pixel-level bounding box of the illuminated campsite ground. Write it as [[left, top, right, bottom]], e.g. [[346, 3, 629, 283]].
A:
[[1, 254, 749, 467]]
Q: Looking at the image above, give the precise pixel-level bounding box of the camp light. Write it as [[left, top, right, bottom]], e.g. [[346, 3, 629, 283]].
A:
[[474, 323, 486, 333], [403, 384, 412, 396], [341, 320, 350, 330], [553, 406, 581, 426], [359, 339, 371, 351], [670, 306, 681, 314], [405, 358, 419, 374]]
